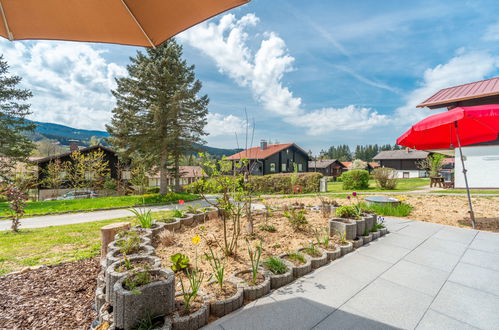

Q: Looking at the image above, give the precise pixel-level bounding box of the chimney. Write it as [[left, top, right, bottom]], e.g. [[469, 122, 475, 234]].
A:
[[260, 140, 268, 150], [69, 141, 79, 152]]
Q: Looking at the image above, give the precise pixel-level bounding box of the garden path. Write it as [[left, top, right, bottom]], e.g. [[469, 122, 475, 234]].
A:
[[205, 218, 499, 330]]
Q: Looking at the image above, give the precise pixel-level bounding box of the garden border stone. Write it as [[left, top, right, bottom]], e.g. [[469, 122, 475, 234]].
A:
[[352, 237, 364, 249], [339, 241, 354, 256], [363, 214, 376, 232], [231, 270, 271, 301], [323, 245, 342, 261], [172, 292, 209, 330], [105, 244, 155, 268], [329, 217, 357, 240], [371, 230, 380, 240], [298, 247, 328, 269], [177, 214, 195, 227], [355, 218, 366, 239], [264, 259, 294, 289], [204, 208, 219, 221], [361, 233, 373, 244], [114, 268, 175, 330], [207, 280, 244, 317], [380, 228, 388, 236], [279, 252, 312, 278], [186, 212, 204, 224], [95, 282, 106, 312], [105, 255, 162, 304], [158, 218, 181, 231]]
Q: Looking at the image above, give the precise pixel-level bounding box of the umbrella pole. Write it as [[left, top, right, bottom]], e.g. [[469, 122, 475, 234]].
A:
[[454, 122, 476, 228]]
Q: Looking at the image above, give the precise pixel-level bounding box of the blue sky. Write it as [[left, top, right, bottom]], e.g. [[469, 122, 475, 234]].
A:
[[2, 0, 499, 153]]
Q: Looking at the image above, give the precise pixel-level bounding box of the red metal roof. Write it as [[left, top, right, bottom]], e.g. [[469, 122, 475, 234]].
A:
[[226, 143, 294, 160], [417, 77, 499, 108]]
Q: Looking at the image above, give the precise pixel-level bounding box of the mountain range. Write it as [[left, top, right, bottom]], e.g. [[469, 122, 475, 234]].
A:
[[30, 120, 239, 157]]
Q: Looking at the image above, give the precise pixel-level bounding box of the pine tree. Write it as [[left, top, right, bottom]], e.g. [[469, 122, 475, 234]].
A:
[[0, 56, 35, 181], [107, 40, 209, 194]]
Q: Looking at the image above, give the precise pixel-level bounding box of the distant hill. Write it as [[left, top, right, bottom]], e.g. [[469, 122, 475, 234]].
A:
[[30, 120, 240, 157]]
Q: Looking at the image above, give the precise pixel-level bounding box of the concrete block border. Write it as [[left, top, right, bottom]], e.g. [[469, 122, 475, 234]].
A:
[[172, 292, 209, 330], [298, 247, 329, 269], [352, 237, 364, 249], [329, 218, 357, 240], [340, 241, 354, 256], [279, 252, 313, 278], [207, 280, 244, 317], [231, 270, 271, 301], [323, 245, 342, 261], [265, 259, 295, 289]]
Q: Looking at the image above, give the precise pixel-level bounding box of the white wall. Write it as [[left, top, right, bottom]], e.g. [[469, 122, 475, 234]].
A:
[[395, 170, 425, 179], [455, 145, 499, 188]]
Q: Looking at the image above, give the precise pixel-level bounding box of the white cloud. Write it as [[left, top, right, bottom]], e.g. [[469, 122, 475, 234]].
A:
[[482, 21, 499, 41], [205, 113, 247, 137], [179, 13, 385, 134], [394, 50, 499, 125], [0, 39, 127, 130]]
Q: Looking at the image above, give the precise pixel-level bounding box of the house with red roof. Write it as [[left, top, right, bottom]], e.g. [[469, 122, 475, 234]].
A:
[[226, 141, 310, 175]]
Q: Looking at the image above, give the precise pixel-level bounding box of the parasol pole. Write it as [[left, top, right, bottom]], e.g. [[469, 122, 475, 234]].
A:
[[454, 121, 476, 228]]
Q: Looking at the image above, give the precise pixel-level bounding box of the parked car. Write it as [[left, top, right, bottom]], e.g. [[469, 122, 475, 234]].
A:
[[46, 190, 98, 201]]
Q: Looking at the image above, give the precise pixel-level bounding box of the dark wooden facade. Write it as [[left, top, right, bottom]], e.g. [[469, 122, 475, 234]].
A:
[[308, 159, 345, 177]]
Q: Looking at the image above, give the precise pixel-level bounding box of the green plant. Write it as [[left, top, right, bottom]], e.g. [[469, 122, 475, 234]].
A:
[[341, 170, 369, 190], [130, 208, 153, 228], [205, 244, 225, 290], [134, 313, 164, 330], [259, 224, 277, 232], [170, 253, 190, 272], [123, 268, 152, 293], [286, 252, 306, 265], [158, 217, 176, 223], [338, 231, 348, 244], [363, 227, 369, 236], [172, 209, 185, 218], [284, 209, 308, 230], [365, 203, 413, 217], [335, 205, 360, 219], [247, 240, 262, 285], [314, 227, 331, 249], [186, 204, 202, 214], [116, 231, 141, 255], [179, 269, 204, 312], [263, 257, 288, 275], [302, 243, 321, 257]]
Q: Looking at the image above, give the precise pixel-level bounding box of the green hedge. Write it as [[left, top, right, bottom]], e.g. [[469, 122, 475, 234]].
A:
[[249, 172, 322, 194], [341, 170, 369, 190]]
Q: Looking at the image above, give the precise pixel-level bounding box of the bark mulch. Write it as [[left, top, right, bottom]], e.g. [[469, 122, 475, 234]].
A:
[[0, 257, 100, 329]]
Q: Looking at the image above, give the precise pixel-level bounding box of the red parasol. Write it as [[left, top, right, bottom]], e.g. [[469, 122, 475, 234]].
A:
[[397, 104, 499, 228]]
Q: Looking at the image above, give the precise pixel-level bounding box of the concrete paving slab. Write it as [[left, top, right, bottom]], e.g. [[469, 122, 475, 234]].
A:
[[343, 278, 434, 329], [469, 231, 499, 254], [430, 281, 499, 329], [328, 252, 393, 283], [418, 236, 468, 256], [461, 248, 499, 272], [357, 242, 411, 264], [376, 232, 425, 250], [396, 222, 442, 238], [313, 304, 399, 330], [431, 226, 477, 245], [404, 246, 461, 272], [416, 309, 479, 330], [380, 260, 449, 296], [449, 262, 499, 296]]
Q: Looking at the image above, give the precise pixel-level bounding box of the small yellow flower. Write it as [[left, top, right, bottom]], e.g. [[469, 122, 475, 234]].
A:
[[191, 235, 201, 245]]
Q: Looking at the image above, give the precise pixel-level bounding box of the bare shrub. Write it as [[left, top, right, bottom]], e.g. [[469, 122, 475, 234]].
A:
[[372, 168, 398, 190], [158, 230, 175, 247]]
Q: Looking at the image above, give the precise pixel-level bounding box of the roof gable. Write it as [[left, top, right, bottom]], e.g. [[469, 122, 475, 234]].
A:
[[373, 150, 429, 160], [226, 143, 307, 160]]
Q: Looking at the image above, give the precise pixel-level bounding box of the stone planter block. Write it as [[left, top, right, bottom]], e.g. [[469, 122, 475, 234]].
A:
[[339, 242, 353, 256], [265, 259, 294, 289], [363, 214, 376, 232], [159, 218, 181, 232], [361, 234, 373, 244], [134, 223, 167, 246], [115, 228, 153, 242], [95, 282, 106, 312], [105, 243, 155, 268], [205, 208, 219, 221], [329, 218, 357, 240], [97, 270, 105, 286], [231, 270, 271, 301], [279, 253, 312, 278], [208, 281, 244, 317], [172, 293, 209, 330], [105, 255, 162, 304], [352, 237, 363, 249], [323, 246, 341, 261], [114, 268, 175, 330], [177, 215, 194, 227], [101, 222, 131, 258], [108, 236, 152, 255], [380, 228, 388, 236], [298, 247, 328, 269], [372, 231, 380, 240], [186, 213, 204, 224], [355, 218, 366, 238]]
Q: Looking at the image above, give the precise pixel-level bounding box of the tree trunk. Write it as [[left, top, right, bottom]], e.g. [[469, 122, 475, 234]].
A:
[[159, 150, 168, 195], [174, 156, 181, 192]]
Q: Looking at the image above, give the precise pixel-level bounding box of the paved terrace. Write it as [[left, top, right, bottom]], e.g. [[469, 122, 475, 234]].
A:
[[205, 218, 499, 330]]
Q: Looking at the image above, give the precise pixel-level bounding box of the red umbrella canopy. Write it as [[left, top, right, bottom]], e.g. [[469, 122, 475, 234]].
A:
[[397, 104, 499, 150]]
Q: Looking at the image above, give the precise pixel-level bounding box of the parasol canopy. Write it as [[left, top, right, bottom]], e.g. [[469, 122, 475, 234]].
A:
[[396, 104, 499, 149], [0, 0, 250, 47]]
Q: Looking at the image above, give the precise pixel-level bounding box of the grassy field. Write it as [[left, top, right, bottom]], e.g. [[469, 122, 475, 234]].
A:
[[0, 192, 198, 217], [327, 178, 429, 193], [0, 210, 173, 276]]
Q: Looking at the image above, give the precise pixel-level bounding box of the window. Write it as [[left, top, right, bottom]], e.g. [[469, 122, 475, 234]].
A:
[[403, 172, 410, 179], [281, 163, 287, 172], [298, 163, 303, 172], [270, 163, 276, 172]]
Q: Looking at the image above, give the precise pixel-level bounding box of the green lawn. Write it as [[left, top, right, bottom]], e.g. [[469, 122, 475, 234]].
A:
[[0, 192, 199, 217], [0, 210, 173, 276], [327, 178, 429, 193]]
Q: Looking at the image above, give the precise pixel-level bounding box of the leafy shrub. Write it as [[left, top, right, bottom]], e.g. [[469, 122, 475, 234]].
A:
[[146, 186, 160, 194], [372, 168, 398, 190], [130, 208, 153, 228], [284, 209, 308, 230], [259, 224, 277, 232], [249, 172, 323, 194], [335, 205, 360, 219], [170, 253, 190, 272], [341, 170, 369, 190], [263, 257, 288, 275]]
